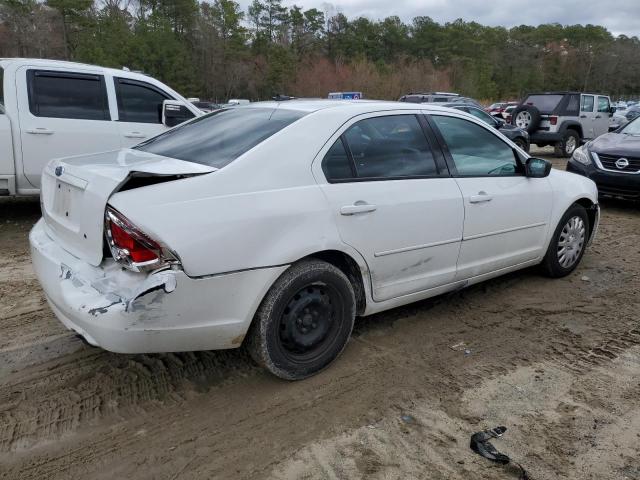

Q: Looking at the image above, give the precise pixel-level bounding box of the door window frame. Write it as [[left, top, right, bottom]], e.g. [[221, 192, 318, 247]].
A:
[[320, 112, 450, 183], [425, 113, 526, 178], [26, 69, 111, 121], [114, 77, 172, 124], [581, 95, 595, 113]]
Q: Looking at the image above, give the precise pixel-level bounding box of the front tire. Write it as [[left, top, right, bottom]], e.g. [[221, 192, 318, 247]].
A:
[[554, 130, 580, 158], [247, 259, 356, 380], [541, 204, 589, 278]]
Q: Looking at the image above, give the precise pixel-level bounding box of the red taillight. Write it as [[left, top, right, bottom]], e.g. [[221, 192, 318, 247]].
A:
[[549, 116, 558, 125], [105, 207, 175, 271], [109, 220, 159, 263]]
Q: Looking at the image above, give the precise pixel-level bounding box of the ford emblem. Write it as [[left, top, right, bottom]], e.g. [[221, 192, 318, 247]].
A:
[[615, 158, 629, 169], [55, 166, 64, 177]]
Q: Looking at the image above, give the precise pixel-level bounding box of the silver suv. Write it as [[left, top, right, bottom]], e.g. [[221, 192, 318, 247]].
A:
[[511, 92, 613, 157]]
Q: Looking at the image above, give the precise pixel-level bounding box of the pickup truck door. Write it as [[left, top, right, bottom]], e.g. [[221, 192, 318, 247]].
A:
[[113, 77, 193, 147], [594, 96, 611, 138], [16, 67, 121, 188]]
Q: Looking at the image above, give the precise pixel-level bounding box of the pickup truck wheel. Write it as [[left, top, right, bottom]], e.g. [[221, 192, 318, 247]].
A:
[[541, 204, 589, 278], [555, 130, 580, 158], [247, 259, 356, 380]]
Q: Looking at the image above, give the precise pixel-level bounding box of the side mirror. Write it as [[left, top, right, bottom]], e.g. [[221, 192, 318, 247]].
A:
[[525, 157, 552, 178], [162, 100, 195, 127], [609, 106, 616, 115]]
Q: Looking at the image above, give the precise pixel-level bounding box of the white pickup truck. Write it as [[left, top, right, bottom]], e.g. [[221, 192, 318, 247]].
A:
[[0, 58, 202, 196]]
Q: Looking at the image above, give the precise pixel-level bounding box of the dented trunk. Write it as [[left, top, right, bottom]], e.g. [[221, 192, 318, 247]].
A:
[[40, 149, 215, 266]]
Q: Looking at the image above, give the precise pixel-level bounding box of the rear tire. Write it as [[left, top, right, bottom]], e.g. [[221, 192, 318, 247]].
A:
[[541, 204, 589, 278], [554, 130, 580, 158], [247, 259, 356, 380]]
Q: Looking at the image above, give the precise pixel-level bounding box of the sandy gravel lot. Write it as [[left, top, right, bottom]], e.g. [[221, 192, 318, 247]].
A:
[[1, 154, 639, 480]]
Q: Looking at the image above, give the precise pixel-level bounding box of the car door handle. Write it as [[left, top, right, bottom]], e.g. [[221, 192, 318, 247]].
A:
[[469, 192, 493, 204], [26, 128, 54, 135], [340, 203, 377, 215], [580, 115, 587, 118], [124, 132, 146, 138], [595, 115, 602, 119]]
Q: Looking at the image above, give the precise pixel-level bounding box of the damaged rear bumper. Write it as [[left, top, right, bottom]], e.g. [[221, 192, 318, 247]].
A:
[[30, 219, 288, 353]]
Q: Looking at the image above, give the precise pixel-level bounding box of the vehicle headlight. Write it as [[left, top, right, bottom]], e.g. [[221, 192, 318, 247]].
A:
[[572, 145, 591, 165]]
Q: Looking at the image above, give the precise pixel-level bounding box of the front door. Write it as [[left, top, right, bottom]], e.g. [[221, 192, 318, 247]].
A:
[[429, 114, 552, 280], [594, 96, 611, 138], [315, 113, 464, 302], [17, 67, 121, 188]]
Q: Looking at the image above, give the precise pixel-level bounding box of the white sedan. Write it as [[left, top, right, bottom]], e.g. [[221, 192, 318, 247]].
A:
[[30, 100, 599, 379]]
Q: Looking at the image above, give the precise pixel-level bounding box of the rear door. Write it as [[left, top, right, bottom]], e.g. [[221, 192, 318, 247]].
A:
[[314, 112, 464, 302], [428, 113, 552, 280], [113, 77, 191, 147], [580, 94, 596, 139], [16, 67, 121, 188], [594, 96, 611, 138]]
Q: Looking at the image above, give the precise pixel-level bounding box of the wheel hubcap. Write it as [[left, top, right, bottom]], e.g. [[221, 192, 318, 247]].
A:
[[515, 111, 531, 128], [557, 216, 586, 268], [279, 285, 337, 358]]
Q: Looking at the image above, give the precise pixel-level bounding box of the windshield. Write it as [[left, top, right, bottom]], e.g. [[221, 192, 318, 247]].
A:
[[620, 117, 640, 135], [135, 107, 307, 168], [522, 94, 563, 114]]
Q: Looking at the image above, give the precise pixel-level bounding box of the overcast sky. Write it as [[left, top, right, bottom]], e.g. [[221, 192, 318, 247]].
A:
[[242, 0, 640, 37]]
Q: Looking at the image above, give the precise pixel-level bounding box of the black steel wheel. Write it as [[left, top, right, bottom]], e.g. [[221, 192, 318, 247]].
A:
[[247, 259, 356, 380]]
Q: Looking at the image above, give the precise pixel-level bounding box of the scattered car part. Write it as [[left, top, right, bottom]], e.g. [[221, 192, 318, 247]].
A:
[[470, 426, 529, 480]]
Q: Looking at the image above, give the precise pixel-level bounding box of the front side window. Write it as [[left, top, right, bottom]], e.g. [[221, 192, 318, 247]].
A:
[[323, 115, 438, 181], [581, 95, 594, 112], [431, 115, 519, 176], [597, 96, 611, 113], [27, 70, 109, 120], [135, 107, 306, 168], [116, 78, 171, 123]]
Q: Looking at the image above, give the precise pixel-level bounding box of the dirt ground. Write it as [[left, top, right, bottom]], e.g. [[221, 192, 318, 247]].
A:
[[1, 151, 639, 480]]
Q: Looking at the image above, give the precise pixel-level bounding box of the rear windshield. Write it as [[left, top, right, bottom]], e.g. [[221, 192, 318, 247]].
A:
[[135, 107, 307, 168], [522, 94, 563, 114]]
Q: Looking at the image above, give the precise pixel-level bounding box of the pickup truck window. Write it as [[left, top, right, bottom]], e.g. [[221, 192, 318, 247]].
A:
[[27, 70, 110, 120], [115, 78, 172, 124], [135, 107, 306, 168]]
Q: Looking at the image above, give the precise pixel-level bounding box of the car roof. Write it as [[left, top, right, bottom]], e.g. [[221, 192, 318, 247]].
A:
[[525, 91, 608, 96], [0, 58, 156, 83], [234, 99, 460, 115]]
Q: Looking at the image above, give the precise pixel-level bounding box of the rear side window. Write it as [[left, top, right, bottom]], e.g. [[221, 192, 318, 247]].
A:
[[27, 70, 109, 120], [323, 115, 438, 181], [522, 94, 563, 114], [597, 96, 610, 113], [116, 78, 170, 123], [135, 107, 306, 168], [432, 115, 519, 176], [581, 95, 594, 112]]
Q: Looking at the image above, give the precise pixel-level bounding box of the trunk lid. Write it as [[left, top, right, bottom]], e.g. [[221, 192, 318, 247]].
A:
[[41, 149, 215, 266]]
